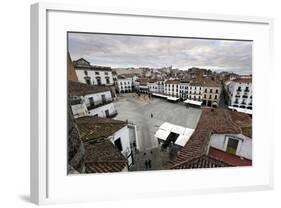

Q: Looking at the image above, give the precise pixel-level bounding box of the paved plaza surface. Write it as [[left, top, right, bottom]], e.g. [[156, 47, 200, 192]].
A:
[[114, 93, 202, 152]]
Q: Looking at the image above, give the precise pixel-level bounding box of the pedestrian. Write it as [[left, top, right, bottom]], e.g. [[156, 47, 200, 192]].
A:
[[148, 159, 152, 168], [151, 113, 153, 118], [145, 160, 148, 169]]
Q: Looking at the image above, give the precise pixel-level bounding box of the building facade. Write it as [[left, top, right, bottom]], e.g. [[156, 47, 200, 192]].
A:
[[225, 78, 252, 109], [117, 75, 133, 93], [69, 81, 117, 119], [73, 58, 114, 86]]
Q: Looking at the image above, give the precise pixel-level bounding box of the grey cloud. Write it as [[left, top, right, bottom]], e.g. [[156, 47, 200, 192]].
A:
[[68, 33, 252, 74]]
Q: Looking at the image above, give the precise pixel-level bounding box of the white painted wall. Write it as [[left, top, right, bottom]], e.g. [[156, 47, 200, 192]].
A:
[[71, 103, 88, 118], [88, 103, 116, 117], [75, 69, 114, 86], [70, 91, 116, 118], [110, 126, 132, 166], [117, 78, 133, 92], [209, 133, 252, 160], [84, 91, 112, 106], [225, 81, 252, 109]]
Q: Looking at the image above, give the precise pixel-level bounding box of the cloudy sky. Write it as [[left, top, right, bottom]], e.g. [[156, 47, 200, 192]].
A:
[[68, 32, 252, 74]]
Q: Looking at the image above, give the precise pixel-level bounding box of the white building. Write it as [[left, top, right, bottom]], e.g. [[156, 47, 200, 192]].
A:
[[69, 81, 117, 118], [147, 79, 165, 94], [172, 108, 252, 169], [225, 78, 252, 110], [209, 133, 252, 160], [73, 58, 114, 86], [117, 75, 133, 93], [164, 80, 181, 97], [76, 116, 133, 171]]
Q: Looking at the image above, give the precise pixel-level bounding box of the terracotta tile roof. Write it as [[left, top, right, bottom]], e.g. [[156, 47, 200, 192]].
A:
[[75, 116, 127, 142], [201, 79, 221, 88], [84, 139, 127, 173], [172, 154, 231, 169], [68, 81, 111, 96], [232, 78, 252, 83], [172, 108, 252, 168], [208, 147, 252, 166], [165, 80, 181, 84]]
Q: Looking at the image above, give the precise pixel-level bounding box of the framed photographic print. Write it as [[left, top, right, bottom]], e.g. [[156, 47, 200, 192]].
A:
[[30, 2, 274, 205]]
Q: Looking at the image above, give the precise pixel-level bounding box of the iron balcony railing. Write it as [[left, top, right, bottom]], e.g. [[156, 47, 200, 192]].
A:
[[69, 99, 83, 105], [87, 98, 113, 110]]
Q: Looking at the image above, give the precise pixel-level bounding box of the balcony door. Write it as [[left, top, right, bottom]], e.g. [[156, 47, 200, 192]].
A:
[[88, 97, 94, 105], [226, 138, 239, 154], [101, 94, 106, 103]]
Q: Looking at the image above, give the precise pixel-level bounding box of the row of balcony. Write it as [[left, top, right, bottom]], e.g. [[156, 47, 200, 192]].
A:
[[87, 99, 113, 110]]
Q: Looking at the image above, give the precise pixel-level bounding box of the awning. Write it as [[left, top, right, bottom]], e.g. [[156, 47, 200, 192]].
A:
[[171, 125, 186, 135], [228, 106, 252, 115], [156, 122, 195, 147], [155, 129, 170, 141], [184, 99, 202, 106], [175, 128, 194, 146], [167, 96, 179, 101], [152, 93, 168, 98], [159, 122, 174, 131]]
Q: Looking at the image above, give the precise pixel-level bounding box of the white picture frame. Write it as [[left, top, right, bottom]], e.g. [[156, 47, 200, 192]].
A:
[[30, 2, 274, 205]]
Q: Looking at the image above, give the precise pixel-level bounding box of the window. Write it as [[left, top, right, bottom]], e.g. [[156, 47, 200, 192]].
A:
[[106, 77, 110, 84], [114, 138, 123, 151], [226, 138, 239, 154], [88, 97, 94, 105], [105, 72, 108, 75], [85, 79, 91, 85], [96, 77, 101, 85], [210, 89, 213, 93], [215, 89, 219, 93], [84, 70, 88, 75], [209, 95, 212, 99], [214, 95, 217, 99], [95, 71, 100, 75]]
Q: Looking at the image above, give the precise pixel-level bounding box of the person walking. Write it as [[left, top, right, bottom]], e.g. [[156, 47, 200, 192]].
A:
[[148, 159, 152, 168], [145, 160, 148, 169], [151, 113, 153, 118]]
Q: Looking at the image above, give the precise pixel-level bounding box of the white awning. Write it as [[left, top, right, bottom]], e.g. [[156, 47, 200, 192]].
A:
[[167, 96, 179, 101], [171, 125, 186, 135], [175, 128, 194, 146], [159, 122, 174, 131], [183, 99, 202, 106], [155, 129, 170, 141], [152, 93, 168, 98], [156, 122, 195, 147], [228, 106, 252, 115]]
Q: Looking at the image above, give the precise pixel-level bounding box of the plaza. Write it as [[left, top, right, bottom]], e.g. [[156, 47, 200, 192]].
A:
[[114, 93, 202, 171]]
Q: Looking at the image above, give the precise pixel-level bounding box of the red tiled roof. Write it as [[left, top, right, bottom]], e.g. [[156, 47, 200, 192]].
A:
[[208, 147, 252, 166], [232, 78, 252, 83], [172, 108, 252, 168], [165, 80, 181, 84], [84, 139, 127, 173], [68, 81, 111, 96], [75, 116, 127, 142]]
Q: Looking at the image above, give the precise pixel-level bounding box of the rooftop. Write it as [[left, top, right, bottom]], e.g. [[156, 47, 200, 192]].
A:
[[73, 58, 112, 71], [75, 116, 127, 142], [165, 80, 181, 84], [208, 147, 252, 166], [68, 81, 111, 96], [172, 108, 252, 168], [84, 139, 127, 173], [232, 78, 252, 83]]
